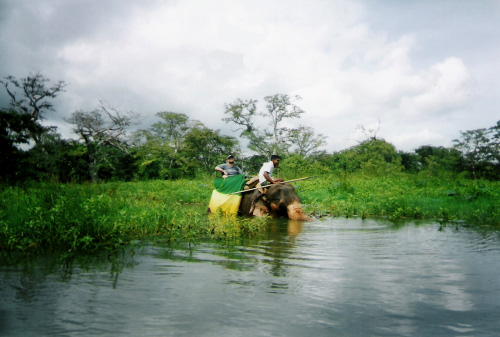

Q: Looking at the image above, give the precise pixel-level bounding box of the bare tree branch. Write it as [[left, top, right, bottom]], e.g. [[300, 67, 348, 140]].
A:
[[1, 72, 66, 121], [66, 103, 140, 181]]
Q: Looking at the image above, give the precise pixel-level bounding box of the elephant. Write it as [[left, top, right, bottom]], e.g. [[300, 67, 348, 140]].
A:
[[239, 183, 313, 221]]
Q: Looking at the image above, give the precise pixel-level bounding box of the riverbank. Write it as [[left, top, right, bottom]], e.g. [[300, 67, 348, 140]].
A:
[[1, 174, 499, 255]]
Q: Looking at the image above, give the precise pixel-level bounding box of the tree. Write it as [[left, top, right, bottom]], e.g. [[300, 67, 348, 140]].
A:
[[223, 94, 306, 157], [281, 154, 331, 179], [453, 121, 500, 179], [23, 132, 91, 183], [356, 139, 402, 176], [488, 121, 500, 164], [399, 151, 421, 173], [0, 109, 43, 182], [67, 103, 140, 182], [150, 112, 199, 152], [352, 119, 381, 145], [183, 126, 240, 174], [222, 98, 257, 138], [453, 128, 492, 179], [0, 109, 41, 146], [1, 73, 66, 144], [265, 94, 305, 154], [330, 139, 402, 176], [132, 112, 203, 180], [413, 145, 464, 175], [288, 125, 327, 157]]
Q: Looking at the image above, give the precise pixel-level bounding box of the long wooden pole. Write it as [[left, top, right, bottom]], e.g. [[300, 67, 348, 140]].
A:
[[229, 176, 317, 195]]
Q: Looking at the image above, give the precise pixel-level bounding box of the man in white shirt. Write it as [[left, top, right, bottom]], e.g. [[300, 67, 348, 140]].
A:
[[258, 155, 285, 187]]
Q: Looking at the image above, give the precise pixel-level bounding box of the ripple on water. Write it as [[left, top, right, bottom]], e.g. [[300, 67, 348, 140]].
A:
[[2, 219, 500, 337]]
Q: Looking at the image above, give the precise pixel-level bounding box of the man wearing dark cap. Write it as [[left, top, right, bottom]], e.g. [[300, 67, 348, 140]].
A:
[[215, 155, 243, 177]]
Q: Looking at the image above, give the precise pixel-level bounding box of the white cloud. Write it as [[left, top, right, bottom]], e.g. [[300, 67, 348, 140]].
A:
[[399, 57, 472, 118], [1, 0, 497, 153]]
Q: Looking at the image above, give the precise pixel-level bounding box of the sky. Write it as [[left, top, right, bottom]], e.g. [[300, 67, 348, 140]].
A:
[[0, 0, 498, 154]]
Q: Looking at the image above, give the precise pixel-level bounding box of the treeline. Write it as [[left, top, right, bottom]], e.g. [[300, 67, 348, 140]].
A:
[[1, 72, 499, 185]]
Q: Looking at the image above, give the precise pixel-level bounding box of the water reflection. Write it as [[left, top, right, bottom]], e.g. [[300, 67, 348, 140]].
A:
[[1, 219, 500, 337]]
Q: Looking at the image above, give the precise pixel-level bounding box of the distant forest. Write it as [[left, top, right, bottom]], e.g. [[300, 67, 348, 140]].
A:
[[1, 73, 499, 184]]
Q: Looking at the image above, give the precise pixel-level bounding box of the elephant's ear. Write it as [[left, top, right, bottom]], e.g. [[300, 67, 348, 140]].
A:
[[249, 193, 266, 214]]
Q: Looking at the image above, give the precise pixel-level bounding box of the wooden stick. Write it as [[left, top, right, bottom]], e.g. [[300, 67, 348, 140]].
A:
[[228, 176, 317, 195]]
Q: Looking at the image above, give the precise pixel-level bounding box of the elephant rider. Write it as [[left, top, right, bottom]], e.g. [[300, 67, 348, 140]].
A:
[[215, 155, 243, 178], [257, 154, 285, 192]]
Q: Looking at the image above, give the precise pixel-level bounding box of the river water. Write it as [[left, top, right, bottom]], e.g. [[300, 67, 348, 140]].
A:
[[1, 218, 500, 336]]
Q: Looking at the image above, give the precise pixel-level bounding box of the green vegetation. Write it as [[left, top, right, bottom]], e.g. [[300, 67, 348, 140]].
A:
[[1, 173, 499, 258], [0, 179, 269, 257], [299, 173, 500, 226], [1, 72, 500, 260]]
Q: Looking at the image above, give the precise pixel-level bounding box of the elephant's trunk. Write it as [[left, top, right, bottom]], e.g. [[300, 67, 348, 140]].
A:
[[287, 201, 313, 221]]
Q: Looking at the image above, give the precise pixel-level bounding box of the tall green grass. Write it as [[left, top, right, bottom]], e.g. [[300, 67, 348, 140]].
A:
[[1, 173, 499, 257], [0, 180, 267, 256], [297, 173, 500, 226]]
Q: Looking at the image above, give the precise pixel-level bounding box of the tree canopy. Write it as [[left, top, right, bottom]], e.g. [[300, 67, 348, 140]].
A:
[[223, 94, 326, 157], [1, 71, 499, 184]]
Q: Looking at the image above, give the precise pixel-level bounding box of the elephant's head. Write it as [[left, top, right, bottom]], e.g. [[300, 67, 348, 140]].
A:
[[242, 184, 312, 221]]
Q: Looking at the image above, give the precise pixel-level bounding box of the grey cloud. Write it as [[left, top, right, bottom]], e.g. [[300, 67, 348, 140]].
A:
[[1, 0, 498, 153]]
